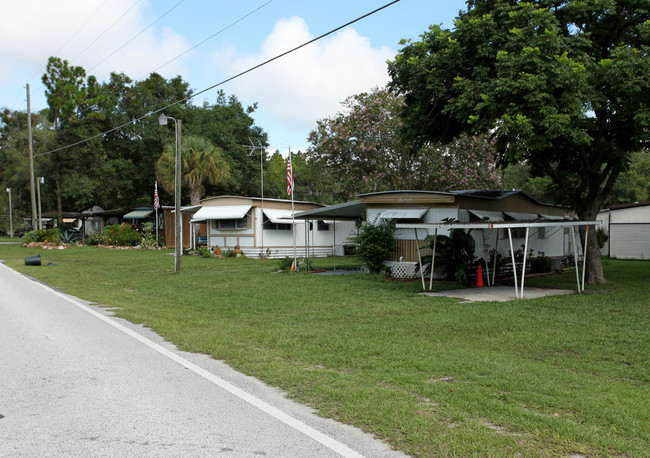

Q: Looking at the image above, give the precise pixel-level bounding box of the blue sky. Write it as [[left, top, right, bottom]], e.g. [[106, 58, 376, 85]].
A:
[[0, 0, 467, 153]]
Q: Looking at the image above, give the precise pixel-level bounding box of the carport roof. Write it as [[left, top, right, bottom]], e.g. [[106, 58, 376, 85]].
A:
[[294, 200, 366, 220]]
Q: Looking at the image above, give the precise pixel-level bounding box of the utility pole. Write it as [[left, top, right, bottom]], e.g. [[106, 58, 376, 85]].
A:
[[27, 84, 37, 228], [175, 119, 182, 273]]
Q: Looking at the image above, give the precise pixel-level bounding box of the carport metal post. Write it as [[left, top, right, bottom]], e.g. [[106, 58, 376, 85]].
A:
[[333, 218, 337, 271], [428, 228, 437, 291], [480, 229, 491, 286], [570, 226, 581, 293], [582, 225, 589, 293], [520, 227, 530, 299], [413, 228, 426, 290], [508, 227, 518, 299], [492, 228, 499, 286]]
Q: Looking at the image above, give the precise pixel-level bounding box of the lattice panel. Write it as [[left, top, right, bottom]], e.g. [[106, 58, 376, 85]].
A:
[[392, 261, 418, 278]]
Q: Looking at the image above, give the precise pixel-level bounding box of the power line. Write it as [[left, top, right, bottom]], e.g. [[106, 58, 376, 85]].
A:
[[140, 0, 275, 80], [69, 0, 144, 63], [54, 0, 111, 58], [21, 0, 111, 88], [9, 1, 273, 112], [88, 0, 187, 73], [35, 0, 401, 158]]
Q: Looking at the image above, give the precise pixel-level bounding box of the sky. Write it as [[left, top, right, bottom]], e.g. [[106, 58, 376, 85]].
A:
[[0, 0, 468, 154]]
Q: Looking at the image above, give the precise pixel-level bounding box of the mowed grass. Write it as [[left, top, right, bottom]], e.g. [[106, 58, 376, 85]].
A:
[[1, 244, 648, 457]]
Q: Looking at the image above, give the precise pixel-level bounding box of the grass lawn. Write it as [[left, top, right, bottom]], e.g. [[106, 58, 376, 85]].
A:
[[1, 244, 648, 457]]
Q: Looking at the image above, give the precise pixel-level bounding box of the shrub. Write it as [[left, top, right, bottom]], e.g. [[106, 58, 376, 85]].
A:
[[199, 247, 212, 258], [103, 223, 141, 246], [531, 255, 552, 273], [597, 228, 609, 249], [84, 233, 103, 246], [278, 256, 293, 271], [22, 228, 61, 245], [351, 219, 395, 273], [139, 222, 158, 249], [422, 226, 477, 285]]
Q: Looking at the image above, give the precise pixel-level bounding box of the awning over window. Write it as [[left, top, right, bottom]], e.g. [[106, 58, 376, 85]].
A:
[[469, 210, 504, 221], [263, 209, 295, 224], [378, 208, 427, 219], [123, 209, 153, 219], [539, 213, 566, 221], [504, 211, 538, 221], [191, 205, 251, 222]]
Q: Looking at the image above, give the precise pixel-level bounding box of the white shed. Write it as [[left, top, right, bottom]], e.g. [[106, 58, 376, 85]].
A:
[[597, 201, 650, 259]]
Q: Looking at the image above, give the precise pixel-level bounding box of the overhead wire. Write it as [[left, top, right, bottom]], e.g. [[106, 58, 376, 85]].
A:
[[5, 0, 139, 111], [140, 0, 275, 80], [11, 1, 273, 112], [20, 0, 111, 90], [35, 0, 401, 157], [87, 0, 187, 73], [69, 0, 144, 63], [54, 0, 111, 58]]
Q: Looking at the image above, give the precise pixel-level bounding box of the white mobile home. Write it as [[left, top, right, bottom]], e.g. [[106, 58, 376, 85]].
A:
[[292, 190, 577, 264], [189, 196, 357, 258]]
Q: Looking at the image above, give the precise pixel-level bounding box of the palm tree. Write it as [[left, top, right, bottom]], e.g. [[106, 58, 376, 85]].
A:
[[155, 134, 230, 207]]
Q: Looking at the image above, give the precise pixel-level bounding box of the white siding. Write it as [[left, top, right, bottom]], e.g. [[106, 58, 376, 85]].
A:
[[598, 204, 650, 258], [609, 223, 650, 259]]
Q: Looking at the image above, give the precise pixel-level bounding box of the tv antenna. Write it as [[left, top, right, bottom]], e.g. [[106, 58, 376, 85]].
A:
[[245, 139, 267, 251]]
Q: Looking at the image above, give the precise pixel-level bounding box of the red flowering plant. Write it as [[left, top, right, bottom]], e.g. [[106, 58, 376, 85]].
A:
[[103, 223, 141, 246]]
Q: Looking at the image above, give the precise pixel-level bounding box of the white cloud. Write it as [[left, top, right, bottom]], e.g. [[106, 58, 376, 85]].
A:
[[213, 16, 395, 140], [0, 0, 189, 109]]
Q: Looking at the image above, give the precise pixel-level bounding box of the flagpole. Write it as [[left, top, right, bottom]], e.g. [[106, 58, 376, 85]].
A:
[[289, 147, 297, 271], [154, 181, 159, 244]]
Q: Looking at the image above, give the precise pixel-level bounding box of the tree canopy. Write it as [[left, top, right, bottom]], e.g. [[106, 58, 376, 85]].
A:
[[155, 134, 230, 207], [0, 57, 271, 224], [307, 86, 501, 201], [388, 0, 650, 283]]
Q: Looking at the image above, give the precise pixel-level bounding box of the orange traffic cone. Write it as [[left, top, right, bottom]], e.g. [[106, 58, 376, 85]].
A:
[[475, 264, 485, 287]]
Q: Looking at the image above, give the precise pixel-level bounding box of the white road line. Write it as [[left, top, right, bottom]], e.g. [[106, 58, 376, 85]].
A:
[[2, 264, 365, 458]]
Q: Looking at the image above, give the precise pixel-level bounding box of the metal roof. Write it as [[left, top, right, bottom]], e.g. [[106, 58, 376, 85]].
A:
[[123, 209, 154, 219], [293, 200, 366, 220]]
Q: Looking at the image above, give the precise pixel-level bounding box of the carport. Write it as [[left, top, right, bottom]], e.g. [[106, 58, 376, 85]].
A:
[[396, 220, 600, 299]]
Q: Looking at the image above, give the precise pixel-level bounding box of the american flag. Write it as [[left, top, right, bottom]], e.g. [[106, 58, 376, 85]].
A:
[[286, 156, 294, 195], [154, 182, 160, 209]]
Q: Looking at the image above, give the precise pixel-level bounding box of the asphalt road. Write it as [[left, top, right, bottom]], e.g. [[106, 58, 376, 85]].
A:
[[0, 263, 404, 457]]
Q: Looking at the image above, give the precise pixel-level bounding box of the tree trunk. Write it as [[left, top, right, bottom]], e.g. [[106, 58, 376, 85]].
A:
[[189, 184, 202, 246], [577, 204, 607, 285], [584, 228, 606, 284]]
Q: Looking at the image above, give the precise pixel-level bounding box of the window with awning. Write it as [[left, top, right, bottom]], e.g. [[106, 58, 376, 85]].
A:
[[262, 209, 294, 230], [469, 210, 504, 221], [191, 205, 252, 222], [378, 208, 428, 220]]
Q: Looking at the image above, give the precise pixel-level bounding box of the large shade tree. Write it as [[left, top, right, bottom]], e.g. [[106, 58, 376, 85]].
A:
[[388, 0, 650, 284]]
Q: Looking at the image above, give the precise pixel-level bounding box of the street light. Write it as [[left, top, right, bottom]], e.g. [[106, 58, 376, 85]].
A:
[[6, 188, 12, 239], [158, 113, 182, 273], [37, 177, 44, 230]]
